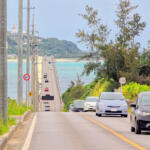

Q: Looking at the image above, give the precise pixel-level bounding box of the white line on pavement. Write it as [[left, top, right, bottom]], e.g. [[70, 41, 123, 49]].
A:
[[22, 113, 37, 150]]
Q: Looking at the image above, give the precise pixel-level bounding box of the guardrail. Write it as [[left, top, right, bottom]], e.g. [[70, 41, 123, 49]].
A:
[[51, 57, 64, 110]]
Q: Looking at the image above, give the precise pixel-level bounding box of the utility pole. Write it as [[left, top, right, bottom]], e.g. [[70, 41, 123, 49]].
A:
[[0, 0, 7, 124], [17, 0, 23, 104], [31, 14, 36, 111], [26, 0, 31, 106]]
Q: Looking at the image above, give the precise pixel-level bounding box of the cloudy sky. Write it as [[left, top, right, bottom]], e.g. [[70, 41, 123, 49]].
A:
[[8, 0, 150, 50]]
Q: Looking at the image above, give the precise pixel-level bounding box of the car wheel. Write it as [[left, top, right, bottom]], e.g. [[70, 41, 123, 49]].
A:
[[131, 126, 135, 132], [135, 121, 141, 134], [98, 114, 102, 117], [123, 115, 128, 118]]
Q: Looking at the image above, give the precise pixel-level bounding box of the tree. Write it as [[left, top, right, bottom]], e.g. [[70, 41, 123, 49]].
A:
[[115, 0, 146, 48], [77, 1, 146, 84]]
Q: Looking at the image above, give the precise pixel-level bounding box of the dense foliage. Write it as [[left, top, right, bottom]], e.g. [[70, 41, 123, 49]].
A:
[[7, 33, 85, 58], [122, 82, 150, 100]]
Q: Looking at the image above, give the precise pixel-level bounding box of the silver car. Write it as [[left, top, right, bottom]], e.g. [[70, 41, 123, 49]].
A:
[[96, 92, 128, 117]]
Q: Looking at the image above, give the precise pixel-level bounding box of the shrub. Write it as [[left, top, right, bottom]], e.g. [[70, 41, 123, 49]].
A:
[[122, 82, 150, 100]]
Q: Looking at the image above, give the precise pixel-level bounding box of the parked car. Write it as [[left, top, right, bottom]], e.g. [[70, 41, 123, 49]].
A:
[[45, 79, 49, 83], [44, 87, 49, 92], [69, 104, 74, 111], [84, 97, 99, 112], [73, 100, 84, 112], [96, 92, 128, 117], [130, 92, 150, 134]]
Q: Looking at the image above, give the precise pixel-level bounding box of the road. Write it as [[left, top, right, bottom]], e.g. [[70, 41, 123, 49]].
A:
[[40, 57, 62, 112], [27, 112, 150, 150]]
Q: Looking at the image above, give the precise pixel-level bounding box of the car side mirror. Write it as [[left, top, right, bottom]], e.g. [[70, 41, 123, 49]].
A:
[[130, 103, 136, 108]]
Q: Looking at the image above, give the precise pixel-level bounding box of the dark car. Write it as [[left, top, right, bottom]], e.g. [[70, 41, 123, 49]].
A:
[[43, 75, 47, 78], [45, 79, 49, 83], [72, 100, 84, 112], [130, 92, 150, 134], [42, 95, 54, 100]]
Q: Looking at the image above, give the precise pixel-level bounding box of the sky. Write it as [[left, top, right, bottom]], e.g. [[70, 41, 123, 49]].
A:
[[7, 0, 150, 51]]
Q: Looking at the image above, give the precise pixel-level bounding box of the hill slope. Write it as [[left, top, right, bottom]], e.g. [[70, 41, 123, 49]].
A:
[[7, 33, 85, 58]]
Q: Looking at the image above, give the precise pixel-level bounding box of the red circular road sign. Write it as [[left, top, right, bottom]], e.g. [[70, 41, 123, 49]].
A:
[[23, 74, 30, 81]]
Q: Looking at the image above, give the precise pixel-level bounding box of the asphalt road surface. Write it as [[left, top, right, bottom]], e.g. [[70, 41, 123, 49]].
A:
[[27, 112, 150, 150], [40, 57, 62, 112]]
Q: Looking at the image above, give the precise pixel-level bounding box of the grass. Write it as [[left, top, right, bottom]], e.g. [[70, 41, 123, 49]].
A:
[[0, 99, 31, 135], [8, 99, 31, 116]]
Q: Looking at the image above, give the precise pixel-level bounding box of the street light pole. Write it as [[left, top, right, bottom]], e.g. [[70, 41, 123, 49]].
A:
[[26, 0, 31, 106], [0, 0, 8, 124], [17, 0, 23, 104]]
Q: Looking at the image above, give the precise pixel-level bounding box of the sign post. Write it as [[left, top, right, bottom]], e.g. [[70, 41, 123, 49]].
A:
[[119, 77, 126, 93]]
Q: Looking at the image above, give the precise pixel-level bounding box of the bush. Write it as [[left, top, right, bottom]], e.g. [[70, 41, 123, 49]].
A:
[[122, 82, 150, 100]]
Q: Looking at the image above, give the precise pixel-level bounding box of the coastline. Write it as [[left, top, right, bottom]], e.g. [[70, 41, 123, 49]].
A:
[[8, 58, 79, 62]]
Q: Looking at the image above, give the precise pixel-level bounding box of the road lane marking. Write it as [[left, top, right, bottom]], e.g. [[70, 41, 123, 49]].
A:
[[22, 113, 37, 150], [80, 113, 147, 150]]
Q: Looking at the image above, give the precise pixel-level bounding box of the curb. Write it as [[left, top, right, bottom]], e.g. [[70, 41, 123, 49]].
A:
[[0, 111, 32, 150]]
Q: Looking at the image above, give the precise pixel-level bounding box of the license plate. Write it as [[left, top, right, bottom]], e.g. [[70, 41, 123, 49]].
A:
[[111, 108, 117, 112]]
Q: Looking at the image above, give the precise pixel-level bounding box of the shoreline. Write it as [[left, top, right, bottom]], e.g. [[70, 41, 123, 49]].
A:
[[8, 58, 79, 62]]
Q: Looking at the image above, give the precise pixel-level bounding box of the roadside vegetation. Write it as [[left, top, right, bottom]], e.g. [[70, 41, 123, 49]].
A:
[[63, 0, 150, 111], [0, 99, 31, 135]]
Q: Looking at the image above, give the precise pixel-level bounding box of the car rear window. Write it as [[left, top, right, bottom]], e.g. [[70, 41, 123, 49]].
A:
[[141, 96, 150, 106], [86, 98, 98, 102], [101, 94, 125, 100]]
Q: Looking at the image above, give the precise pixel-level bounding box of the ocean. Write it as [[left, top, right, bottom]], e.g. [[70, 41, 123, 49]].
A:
[[8, 61, 95, 99]]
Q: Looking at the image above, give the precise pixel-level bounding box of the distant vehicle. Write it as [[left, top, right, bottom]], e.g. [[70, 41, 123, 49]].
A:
[[130, 92, 150, 134], [84, 97, 99, 112], [45, 107, 50, 111], [44, 87, 49, 92], [43, 75, 47, 78], [73, 100, 84, 112], [43, 73, 47, 78], [96, 92, 128, 117], [42, 95, 54, 100], [69, 104, 74, 111], [45, 79, 49, 83], [43, 101, 49, 104]]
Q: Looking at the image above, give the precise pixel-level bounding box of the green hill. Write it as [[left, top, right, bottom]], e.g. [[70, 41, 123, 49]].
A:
[[7, 32, 85, 58]]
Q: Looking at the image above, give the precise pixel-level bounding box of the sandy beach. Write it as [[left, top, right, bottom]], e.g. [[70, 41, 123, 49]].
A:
[[8, 58, 79, 62]]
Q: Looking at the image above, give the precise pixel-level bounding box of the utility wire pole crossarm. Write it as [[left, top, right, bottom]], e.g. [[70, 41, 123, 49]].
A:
[[0, 0, 8, 124]]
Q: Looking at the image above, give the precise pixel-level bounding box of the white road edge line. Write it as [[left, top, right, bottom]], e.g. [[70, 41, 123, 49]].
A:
[[22, 113, 37, 150]]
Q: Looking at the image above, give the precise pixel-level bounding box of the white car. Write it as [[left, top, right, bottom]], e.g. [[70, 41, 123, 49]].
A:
[[84, 97, 99, 112]]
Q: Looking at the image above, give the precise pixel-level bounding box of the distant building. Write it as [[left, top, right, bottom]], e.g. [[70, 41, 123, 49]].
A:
[[10, 24, 17, 34]]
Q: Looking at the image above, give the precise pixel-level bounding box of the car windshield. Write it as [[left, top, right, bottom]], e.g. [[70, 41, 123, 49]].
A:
[[101, 94, 125, 100], [86, 98, 98, 102], [74, 101, 84, 106], [141, 95, 150, 106]]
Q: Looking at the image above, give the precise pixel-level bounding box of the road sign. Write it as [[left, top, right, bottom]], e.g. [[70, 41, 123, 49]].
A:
[[119, 77, 126, 85], [29, 92, 32, 97], [23, 74, 30, 81]]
